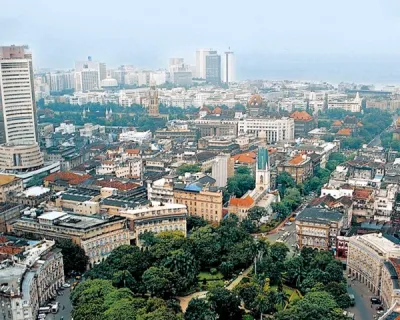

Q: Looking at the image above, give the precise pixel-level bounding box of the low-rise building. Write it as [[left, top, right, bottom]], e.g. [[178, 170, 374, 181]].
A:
[[277, 153, 313, 184], [237, 117, 295, 142], [119, 130, 152, 144], [0, 174, 23, 202], [174, 184, 223, 223], [290, 110, 315, 137], [7, 186, 52, 207], [0, 239, 64, 320], [295, 207, 343, 251], [12, 211, 129, 267], [381, 258, 400, 309], [347, 233, 400, 296], [113, 203, 187, 245], [147, 176, 175, 203]]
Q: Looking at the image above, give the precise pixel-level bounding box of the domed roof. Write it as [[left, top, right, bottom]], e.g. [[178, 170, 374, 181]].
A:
[[101, 77, 118, 88], [248, 94, 263, 106]]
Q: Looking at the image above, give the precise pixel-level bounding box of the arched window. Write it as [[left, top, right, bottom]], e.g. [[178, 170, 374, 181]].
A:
[[259, 175, 264, 184]]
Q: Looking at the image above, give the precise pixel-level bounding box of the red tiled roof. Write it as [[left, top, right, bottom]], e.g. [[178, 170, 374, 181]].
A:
[[44, 172, 91, 185], [353, 188, 372, 200], [229, 196, 254, 207], [95, 180, 139, 191], [126, 149, 140, 155], [232, 155, 256, 164], [288, 154, 307, 165], [332, 120, 342, 126], [337, 128, 352, 136], [290, 110, 313, 121]]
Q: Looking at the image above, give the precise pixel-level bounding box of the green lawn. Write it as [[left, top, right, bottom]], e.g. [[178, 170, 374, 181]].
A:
[[198, 271, 224, 280], [270, 285, 302, 311]]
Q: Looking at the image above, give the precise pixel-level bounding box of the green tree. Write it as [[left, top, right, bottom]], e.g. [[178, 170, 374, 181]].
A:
[[177, 164, 201, 175], [71, 279, 115, 306], [208, 287, 243, 320], [236, 282, 260, 310], [275, 291, 346, 320], [236, 166, 251, 175], [56, 239, 88, 274], [162, 249, 199, 292], [142, 266, 176, 299], [247, 206, 268, 224], [270, 242, 290, 263], [190, 225, 222, 269], [184, 298, 217, 320], [103, 299, 139, 320], [187, 215, 208, 232]]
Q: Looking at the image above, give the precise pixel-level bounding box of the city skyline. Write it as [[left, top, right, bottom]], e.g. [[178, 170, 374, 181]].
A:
[[2, 0, 400, 82]]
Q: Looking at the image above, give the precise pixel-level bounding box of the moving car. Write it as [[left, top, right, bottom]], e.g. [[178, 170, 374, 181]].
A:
[[62, 283, 71, 288]]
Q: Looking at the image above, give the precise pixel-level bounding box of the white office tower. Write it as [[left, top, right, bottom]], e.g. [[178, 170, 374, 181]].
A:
[[196, 48, 212, 79], [212, 154, 229, 188], [75, 56, 106, 88], [223, 50, 235, 83], [75, 69, 100, 92], [0, 45, 38, 144]]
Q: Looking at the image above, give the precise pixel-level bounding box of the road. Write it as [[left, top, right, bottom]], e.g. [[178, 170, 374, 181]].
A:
[[346, 277, 378, 320], [45, 282, 73, 320], [265, 222, 297, 254]]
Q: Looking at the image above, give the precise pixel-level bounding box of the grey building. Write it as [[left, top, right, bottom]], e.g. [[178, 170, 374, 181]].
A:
[[206, 52, 221, 84]]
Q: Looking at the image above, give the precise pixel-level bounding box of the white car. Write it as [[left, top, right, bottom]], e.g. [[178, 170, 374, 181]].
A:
[[62, 283, 71, 288]]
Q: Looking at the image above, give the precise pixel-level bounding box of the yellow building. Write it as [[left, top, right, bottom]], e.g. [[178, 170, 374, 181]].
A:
[[113, 203, 187, 245], [381, 259, 400, 309], [174, 185, 223, 223], [295, 208, 343, 251], [347, 233, 400, 296], [0, 174, 23, 202], [12, 211, 129, 268], [277, 153, 312, 184]]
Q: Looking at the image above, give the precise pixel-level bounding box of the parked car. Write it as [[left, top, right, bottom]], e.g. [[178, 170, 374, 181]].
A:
[[376, 305, 384, 311], [62, 283, 71, 288], [371, 297, 381, 304]]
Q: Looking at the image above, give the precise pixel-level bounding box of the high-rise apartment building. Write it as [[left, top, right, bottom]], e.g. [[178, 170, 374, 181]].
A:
[[206, 52, 221, 84], [196, 48, 212, 79], [211, 154, 233, 188], [75, 57, 106, 90], [0, 45, 38, 144], [46, 71, 75, 92], [223, 50, 234, 83]]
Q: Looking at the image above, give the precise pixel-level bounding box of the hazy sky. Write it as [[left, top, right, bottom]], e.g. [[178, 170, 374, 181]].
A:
[[2, 0, 400, 82]]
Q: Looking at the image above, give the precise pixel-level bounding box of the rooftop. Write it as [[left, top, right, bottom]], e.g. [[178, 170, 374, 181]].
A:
[[290, 110, 313, 121], [229, 195, 254, 207], [297, 207, 343, 224], [351, 233, 400, 255], [22, 186, 50, 197], [0, 174, 19, 186]]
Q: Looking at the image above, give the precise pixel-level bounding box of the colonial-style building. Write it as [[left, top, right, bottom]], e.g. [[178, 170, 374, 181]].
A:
[[347, 233, 400, 296], [173, 184, 223, 223], [12, 211, 129, 268], [295, 208, 343, 251], [277, 153, 313, 184]]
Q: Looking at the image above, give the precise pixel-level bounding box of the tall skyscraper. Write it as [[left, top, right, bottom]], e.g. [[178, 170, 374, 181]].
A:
[[205, 51, 221, 84], [75, 57, 106, 89], [196, 48, 212, 79], [0, 45, 38, 144], [223, 50, 235, 83]]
